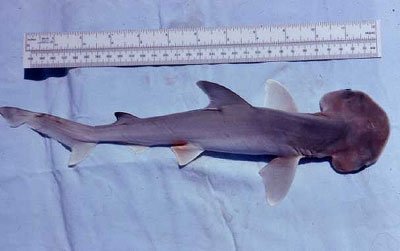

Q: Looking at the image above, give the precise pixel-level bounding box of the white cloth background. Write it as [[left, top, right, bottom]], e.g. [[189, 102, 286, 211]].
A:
[[0, 0, 399, 250]]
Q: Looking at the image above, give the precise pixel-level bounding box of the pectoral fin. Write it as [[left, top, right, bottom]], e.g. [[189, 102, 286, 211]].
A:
[[171, 143, 203, 166], [264, 79, 298, 112], [259, 156, 301, 205]]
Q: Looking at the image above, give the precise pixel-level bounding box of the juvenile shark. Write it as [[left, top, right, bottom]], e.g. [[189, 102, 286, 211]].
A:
[[0, 80, 390, 205]]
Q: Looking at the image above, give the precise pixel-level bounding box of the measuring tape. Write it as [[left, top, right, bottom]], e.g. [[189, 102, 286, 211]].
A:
[[24, 20, 381, 68]]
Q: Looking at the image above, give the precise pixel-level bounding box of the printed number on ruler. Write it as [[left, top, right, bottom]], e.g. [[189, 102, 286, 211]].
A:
[[24, 20, 381, 68]]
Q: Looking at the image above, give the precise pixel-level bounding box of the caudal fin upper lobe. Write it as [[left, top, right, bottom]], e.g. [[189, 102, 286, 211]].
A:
[[0, 106, 96, 166]]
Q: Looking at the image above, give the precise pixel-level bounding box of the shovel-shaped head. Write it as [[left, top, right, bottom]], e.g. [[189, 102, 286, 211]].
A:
[[319, 89, 390, 173]]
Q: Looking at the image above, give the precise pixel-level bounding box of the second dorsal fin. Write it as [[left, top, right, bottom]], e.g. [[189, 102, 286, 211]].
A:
[[197, 81, 251, 109], [114, 112, 141, 124]]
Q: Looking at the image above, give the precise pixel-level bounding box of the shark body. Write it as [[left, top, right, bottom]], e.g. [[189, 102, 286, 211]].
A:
[[0, 80, 390, 205]]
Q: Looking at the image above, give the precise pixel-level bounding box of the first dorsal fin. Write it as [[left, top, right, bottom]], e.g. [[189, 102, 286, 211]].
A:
[[114, 112, 140, 124], [197, 81, 250, 109]]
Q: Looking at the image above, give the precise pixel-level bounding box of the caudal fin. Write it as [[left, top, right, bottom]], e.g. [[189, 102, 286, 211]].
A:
[[0, 106, 96, 166], [0, 107, 36, 127]]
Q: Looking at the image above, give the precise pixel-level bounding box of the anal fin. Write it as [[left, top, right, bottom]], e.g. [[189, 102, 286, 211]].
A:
[[171, 143, 203, 166], [128, 145, 149, 154], [68, 142, 96, 167], [259, 156, 301, 206]]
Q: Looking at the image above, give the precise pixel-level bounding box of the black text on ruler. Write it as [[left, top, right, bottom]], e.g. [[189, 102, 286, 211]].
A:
[[23, 20, 381, 68]]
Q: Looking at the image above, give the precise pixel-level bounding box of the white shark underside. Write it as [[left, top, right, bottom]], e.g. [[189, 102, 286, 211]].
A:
[[0, 80, 390, 205]]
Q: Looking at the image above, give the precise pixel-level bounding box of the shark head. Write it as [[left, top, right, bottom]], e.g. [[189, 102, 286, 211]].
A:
[[319, 89, 390, 173]]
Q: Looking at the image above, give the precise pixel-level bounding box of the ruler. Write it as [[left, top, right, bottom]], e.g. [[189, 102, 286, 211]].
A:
[[24, 20, 381, 68]]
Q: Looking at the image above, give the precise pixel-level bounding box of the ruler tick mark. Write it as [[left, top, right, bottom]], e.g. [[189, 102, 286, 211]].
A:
[[23, 20, 381, 68]]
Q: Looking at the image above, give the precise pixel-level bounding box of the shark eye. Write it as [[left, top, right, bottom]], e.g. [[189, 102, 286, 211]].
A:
[[342, 91, 354, 100]]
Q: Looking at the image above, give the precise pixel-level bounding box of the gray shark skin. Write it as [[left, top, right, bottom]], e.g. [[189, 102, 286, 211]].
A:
[[0, 80, 390, 205]]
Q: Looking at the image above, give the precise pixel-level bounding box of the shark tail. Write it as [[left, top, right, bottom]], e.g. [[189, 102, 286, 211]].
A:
[[0, 106, 36, 127], [0, 106, 96, 166]]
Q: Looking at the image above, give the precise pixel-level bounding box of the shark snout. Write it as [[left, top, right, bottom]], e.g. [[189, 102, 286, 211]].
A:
[[321, 89, 390, 174]]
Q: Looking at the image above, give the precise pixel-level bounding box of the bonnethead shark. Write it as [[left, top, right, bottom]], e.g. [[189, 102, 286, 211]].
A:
[[0, 80, 390, 205]]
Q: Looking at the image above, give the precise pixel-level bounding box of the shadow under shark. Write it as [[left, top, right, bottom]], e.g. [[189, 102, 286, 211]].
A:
[[0, 80, 390, 205]]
